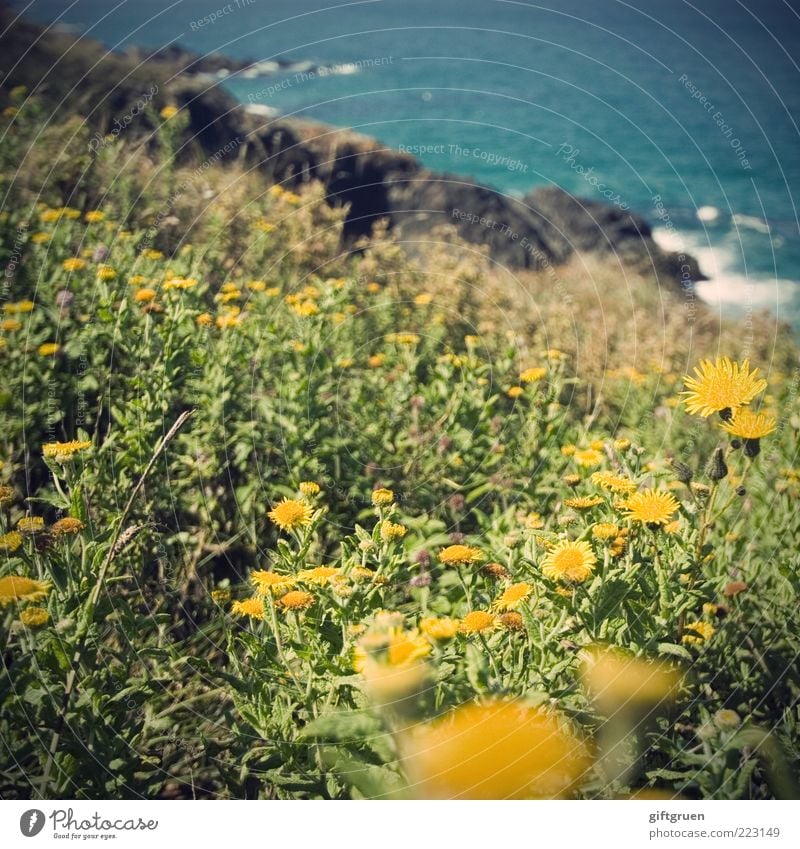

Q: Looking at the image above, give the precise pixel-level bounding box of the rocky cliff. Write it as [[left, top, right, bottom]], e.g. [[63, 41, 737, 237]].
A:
[[0, 3, 703, 287]]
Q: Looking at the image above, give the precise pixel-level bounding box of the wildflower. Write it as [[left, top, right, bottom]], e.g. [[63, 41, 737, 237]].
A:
[[371, 488, 395, 506], [0, 485, 13, 505], [714, 709, 741, 731], [581, 647, 681, 711], [520, 367, 547, 383], [278, 590, 314, 610], [211, 588, 231, 604], [499, 612, 525, 631], [564, 495, 603, 510], [366, 282, 381, 294], [50, 517, 85, 536], [38, 343, 60, 357], [134, 287, 157, 303], [419, 617, 460, 640], [31, 232, 52, 244], [623, 490, 679, 525], [507, 386, 524, 399], [3, 300, 34, 313], [0, 532, 23, 553], [196, 312, 213, 327], [483, 562, 510, 580], [591, 471, 636, 494], [17, 516, 45, 535], [160, 105, 179, 120], [681, 357, 767, 418], [351, 566, 377, 582], [297, 566, 340, 585], [96, 265, 117, 281], [493, 582, 532, 611], [391, 333, 421, 345], [142, 249, 163, 261], [43, 440, 92, 463], [561, 444, 576, 457], [573, 448, 604, 468], [521, 512, 544, 530], [20, 606, 50, 628], [614, 437, 631, 451], [164, 276, 198, 291], [663, 520, 681, 535], [682, 621, 715, 645], [267, 498, 313, 532], [84, 210, 105, 223], [367, 353, 385, 368], [2, 318, 21, 331], [720, 409, 776, 457], [439, 544, 483, 566], [592, 523, 619, 541], [231, 597, 264, 620], [0, 575, 51, 606], [414, 293, 433, 305], [299, 481, 320, 497], [403, 700, 589, 799], [459, 611, 496, 634], [381, 521, 407, 541], [216, 313, 241, 329], [562, 474, 581, 487], [251, 570, 295, 596], [541, 539, 597, 584], [706, 446, 728, 481]]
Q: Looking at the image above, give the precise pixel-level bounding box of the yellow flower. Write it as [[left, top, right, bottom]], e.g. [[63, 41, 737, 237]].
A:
[[291, 300, 319, 317], [134, 287, 157, 303], [50, 517, 85, 536], [681, 357, 767, 417], [366, 282, 381, 294], [541, 539, 597, 583], [231, 597, 264, 620], [581, 647, 681, 710], [17, 516, 45, 535], [30, 232, 51, 244], [2, 318, 21, 331], [196, 312, 213, 327], [591, 523, 619, 541], [3, 299, 34, 313], [380, 521, 407, 541], [371, 488, 395, 506], [613, 437, 631, 451], [20, 606, 50, 628], [251, 570, 295, 596], [390, 332, 421, 345], [0, 532, 23, 552], [62, 258, 87, 272], [682, 621, 715, 645], [564, 495, 603, 510], [459, 611, 496, 634], [160, 105, 179, 120], [142, 249, 164, 261], [591, 471, 636, 494], [419, 617, 460, 640], [278, 590, 314, 610], [493, 582, 532, 611], [367, 353, 385, 368], [164, 276, 198, 291], [439, 544, 483, 566], [720, 408, 776, 440], [507, 386, 524, 399], [267, 498, 313, 531], [414, 293, 433, 305], [96, 265, 117, 281], [623, 490, 679, 525], [43, 440, 92, 463], [403, 700, 589, 799], [297, 566, 340, 585], [84, 210, 105, 223], [38, 343, 60, 357], [299, 481, 320, 497], [520, 367, 547, 383], [0, 575, 51, 606], [573, 448, 604, 468]]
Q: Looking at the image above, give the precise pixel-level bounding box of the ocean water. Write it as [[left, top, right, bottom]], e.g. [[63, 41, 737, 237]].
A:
[[19, 0, 800, 324]]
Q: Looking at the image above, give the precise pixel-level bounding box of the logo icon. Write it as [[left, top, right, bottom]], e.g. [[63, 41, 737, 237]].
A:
[[20, 810, 45, 837]]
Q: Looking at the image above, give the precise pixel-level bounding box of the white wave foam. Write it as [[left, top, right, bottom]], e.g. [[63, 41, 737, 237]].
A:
[[732, 213, 771, 234], [696, 205, 720, 222]]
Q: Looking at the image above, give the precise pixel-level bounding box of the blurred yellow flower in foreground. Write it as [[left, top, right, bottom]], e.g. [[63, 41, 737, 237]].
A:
[[403, 700, 589, 799], [581, 647, 681, 711]]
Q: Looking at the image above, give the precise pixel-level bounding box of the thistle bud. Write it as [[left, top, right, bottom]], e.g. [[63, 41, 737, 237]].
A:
[[706, 447, 728, 481], [743, 438, 761, 458], [670, 459, 693, 484]]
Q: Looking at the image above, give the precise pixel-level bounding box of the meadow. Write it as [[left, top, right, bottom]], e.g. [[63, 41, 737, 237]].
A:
[[1, 94, 799, 800]]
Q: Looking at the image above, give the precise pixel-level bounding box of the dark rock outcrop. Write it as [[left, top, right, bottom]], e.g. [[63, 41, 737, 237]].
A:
[[0, 3, 703, 287]]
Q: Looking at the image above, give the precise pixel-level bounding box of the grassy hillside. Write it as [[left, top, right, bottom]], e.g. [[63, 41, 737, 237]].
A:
[[1, 93, 799, 800]]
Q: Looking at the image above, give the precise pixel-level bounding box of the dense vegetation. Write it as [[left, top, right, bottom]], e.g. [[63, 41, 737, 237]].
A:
[[1, 93, 799, 799]]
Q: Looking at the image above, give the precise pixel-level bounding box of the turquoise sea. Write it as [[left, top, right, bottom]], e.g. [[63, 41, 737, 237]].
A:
[[19, 0, 800, 323]]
